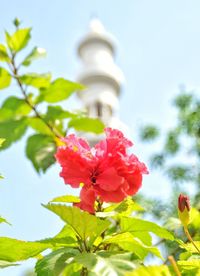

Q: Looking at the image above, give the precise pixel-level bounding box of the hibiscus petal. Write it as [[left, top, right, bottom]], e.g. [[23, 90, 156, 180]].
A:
[[105, 128, 132, 145], [74, 202, 95, 213], [95, 128, 133, 158], [95, 186, 126, 203], [126, 173, 143, 195], [74, 186, 96, 213], [97, 167, 124, 191], [80, 186, 96, 202], [56, 148, 91, 188]]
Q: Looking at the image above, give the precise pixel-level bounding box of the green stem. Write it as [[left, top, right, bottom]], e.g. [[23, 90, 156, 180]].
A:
[[9, 55, 62, 139], [168, 255, 181, 276], [83, 239, 89, 252], [76, 235, 84, 253], [184, 226, 200, 254], [80, 267, 88, 276], [96, 199, 103, 212]]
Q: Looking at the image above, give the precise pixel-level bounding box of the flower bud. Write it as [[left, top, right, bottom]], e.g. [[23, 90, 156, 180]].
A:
[[178, 194, 190, 226]]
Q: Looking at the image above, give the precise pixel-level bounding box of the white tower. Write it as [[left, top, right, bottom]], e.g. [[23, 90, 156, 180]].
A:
[[77, 19, 127, 142]]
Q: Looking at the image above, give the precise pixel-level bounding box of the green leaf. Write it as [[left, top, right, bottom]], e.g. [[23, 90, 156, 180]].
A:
[[180, 241, 200, 254], [139, 125, 160, 142], [26, 134, 56, 173], [103, 198, 144, 215], [2, 96, 31, 117], [54, 225, 77, 240], [97, 199, 144, 219], [0, 216, 10, 225], [0, 44, 10, 62], [22, 47, 46, 66], [41, 224, 78, 246], [38, 78, 85, 103], [104, 232, 162, 259], [0, 260, 19, 268], [5, 28, 31, 52], [164, 130, 180, 154], [177, 259, 200, 270], [45, 105, 77, 121], [75, 251, 137, 276], [131, 231, 152, 246], [0, 118, 27, 150], [0, 109, 13, 122], [35, 248, 79, 276], [0, 67, 11, 89], [62, 262, 82, 276], [174, 93, 193, 110], [150, 153, 165, 168], [167, 165, 192, 182], [0, 237, 50, 262], [179, 251, 192, 261], [43, 205, 110, 244], [0, 138, 5, 147], [0, 140, 5, 179], [190, 207, 200, 230], [28, 118, 53, 135], [120, 217, 174, 241], [19, 73, 51, 88], [68, 117, 104, 134], [50, 195, 80, 203], [126, 265, 171, 276]]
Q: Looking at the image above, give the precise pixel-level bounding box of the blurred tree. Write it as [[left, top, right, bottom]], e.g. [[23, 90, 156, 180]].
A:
[[139, 88, 200, 259]]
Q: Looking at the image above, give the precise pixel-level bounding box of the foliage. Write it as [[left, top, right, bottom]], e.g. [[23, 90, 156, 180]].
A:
[[55, 128, 148, 213], [0, 198, 176, 275], [139, 90, 200, 222], [0, 20, 104, 173], [139, 89, 200, 270], [1, 20, 200, 275], [139, 90, 200, 193], [0, 138, 5, 179], [1, 194, 200, 275]]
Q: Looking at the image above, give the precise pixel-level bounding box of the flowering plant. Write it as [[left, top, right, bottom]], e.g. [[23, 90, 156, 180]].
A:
[[56, 128, 148, 213], [1, 133, 200, 276], [1, 21, 200, 276]]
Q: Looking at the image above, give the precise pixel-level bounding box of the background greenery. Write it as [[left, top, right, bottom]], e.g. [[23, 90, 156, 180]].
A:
[[1, 1, 200, 275]]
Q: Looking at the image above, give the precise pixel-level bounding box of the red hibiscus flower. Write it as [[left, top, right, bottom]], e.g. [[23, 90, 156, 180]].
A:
[[55, 128, 148, 213]]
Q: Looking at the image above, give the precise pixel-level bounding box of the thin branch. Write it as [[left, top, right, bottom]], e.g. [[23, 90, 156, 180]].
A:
[[184, 226, 200, 254], [168, 255, 181, 276], [83, 239, 89, 252], [9, 55, 62, 139], [80, 267, 88, 276], [76, 235, 84, 253], [93, 242, 103, 253]]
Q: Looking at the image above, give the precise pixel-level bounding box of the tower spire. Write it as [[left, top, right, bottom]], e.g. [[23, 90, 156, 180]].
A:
[[76, 19, 127, 143]]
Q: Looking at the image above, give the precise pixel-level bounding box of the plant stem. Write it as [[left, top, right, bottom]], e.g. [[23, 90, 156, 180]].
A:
[[83, 239, 89, 252], [80, 267, 88, 276], [9, 55, 62, 139], [96, 198, 103, 212], [76, 235, 84, 253], [184, 226, 200, 254], [168, 255, 181, 276]]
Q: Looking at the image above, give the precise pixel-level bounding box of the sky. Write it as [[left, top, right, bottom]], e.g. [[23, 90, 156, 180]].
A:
[[1, 0, 200, 275]]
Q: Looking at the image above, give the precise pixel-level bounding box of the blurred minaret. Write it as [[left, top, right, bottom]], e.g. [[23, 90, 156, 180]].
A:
[[76, 18, 127, 143]]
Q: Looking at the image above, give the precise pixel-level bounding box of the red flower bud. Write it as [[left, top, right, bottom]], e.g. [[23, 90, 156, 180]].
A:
[[178, 194, 190, 226], [178, 194, 190, 212]]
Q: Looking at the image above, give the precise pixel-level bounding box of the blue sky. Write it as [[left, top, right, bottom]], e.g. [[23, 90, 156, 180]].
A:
[[1, 1, 200, 274]]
